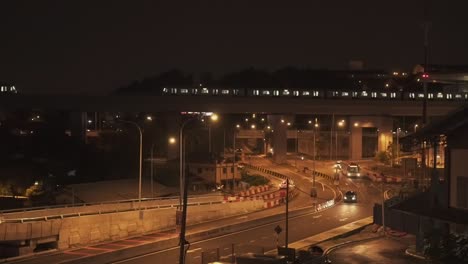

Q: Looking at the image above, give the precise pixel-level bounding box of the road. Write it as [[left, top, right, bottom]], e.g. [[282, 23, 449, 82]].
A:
[[9, 158, 388, 264]]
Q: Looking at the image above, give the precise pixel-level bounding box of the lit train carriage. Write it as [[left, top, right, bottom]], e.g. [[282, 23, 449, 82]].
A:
[[299, 89, 323, 98], [325, 90, 354, 99]]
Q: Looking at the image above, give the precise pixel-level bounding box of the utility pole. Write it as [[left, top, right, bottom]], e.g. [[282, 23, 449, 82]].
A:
[[421, 0, 430, 189], [285, 178, 289, 248]]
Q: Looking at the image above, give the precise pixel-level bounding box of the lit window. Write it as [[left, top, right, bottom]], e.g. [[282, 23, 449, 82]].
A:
[[380, 93, 388, 98], [390, 92, 397, 98], [446, 94, 452, 99], [201, 88, 209, 94], [352, 91, 358, 98], [417, 93, 425, 99], [361, 91, 368, 97], [233, 89, 239, 95], [221, 89, 230, 95], [409, 93, 415, 99], [282, 89, 290, 96], [371, 92, 377, 98], [262, 90, 270, 96], [293, 91, 299, 97], [273, 90, 280, 96], [170, 88, 178, 94], [436, 93, 443, 99], [332, 91, 339, 97], [341, 91, 349, 97], [312, 91, 320, 97], [302, 91, 310, 96], [212, 89, 219, 95], [253, 90, 260, 96], [427, 93, 434, 99], [455, 94, 462, 99], [180, 89, 189, 94], [162, 88, 169, 93], [191, 88, 199, 95]]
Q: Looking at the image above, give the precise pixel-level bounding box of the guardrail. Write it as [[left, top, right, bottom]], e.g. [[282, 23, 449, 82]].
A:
[[0, 200, 224, 224], [0, 194, 220, 215]]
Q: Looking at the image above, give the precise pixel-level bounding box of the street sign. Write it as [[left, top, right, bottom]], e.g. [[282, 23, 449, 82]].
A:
[[274, 225, 282, 234]]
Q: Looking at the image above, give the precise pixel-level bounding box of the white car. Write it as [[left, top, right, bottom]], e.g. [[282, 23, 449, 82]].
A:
[[279, 179, 295, 189]]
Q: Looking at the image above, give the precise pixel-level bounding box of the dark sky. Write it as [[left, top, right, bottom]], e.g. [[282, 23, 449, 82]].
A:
[[1, 0, 467, 95]]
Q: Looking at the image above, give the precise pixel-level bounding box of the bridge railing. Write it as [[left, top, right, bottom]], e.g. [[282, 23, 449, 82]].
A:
[[0, 199, 224, 224]]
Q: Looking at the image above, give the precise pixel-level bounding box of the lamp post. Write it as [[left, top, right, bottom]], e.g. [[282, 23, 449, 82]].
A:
[[313, 119, 319, 188], [179, 113, 218, 264], [118, 120, 143, 208], [336, 120, 345, 161], [150, 137, 176, 198]]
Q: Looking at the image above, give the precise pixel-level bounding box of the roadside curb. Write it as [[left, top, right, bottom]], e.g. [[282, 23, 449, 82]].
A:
[[405, 247, 427, 260]]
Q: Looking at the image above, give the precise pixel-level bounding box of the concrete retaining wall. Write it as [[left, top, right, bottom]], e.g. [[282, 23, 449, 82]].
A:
[[0, 200, 264, 256]]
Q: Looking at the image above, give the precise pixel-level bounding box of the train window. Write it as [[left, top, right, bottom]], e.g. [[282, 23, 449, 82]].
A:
[[262, 90, 270, 96], [201, 88, 209, 94], [180, 89, 189, 94], [352, 91, 358, 98], [417, 93, 425, 99], [436, 93, 443, 99], [282, 89, 290, 96], [212, 89, 219, 95], [409, 93, 415, 99], [162, 88, 169, 94], [446, 93, 452, 99], [302, 91, 310, 96], [233, 89, 240, 96], [427, 93, 434, 99], [341, 91, 350, 97], [360, 91, 368, 97], [312, 91, 320, 97], [465, 94, 468, 100], [455, 94, 462, 99], [253, 90, 260, 96], [170, 88, 178, 94], [273, 90, 280, 96], [380, 92, 388, 98], [371, 92, 377, 98], [191, 88, 199, 95], [221, 89, 230, 95], [390, 92, 397, 98], [293, 90, 300, 97]]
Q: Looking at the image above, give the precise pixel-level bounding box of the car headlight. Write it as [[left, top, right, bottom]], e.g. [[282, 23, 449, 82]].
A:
[[352, 197, 356, 200]]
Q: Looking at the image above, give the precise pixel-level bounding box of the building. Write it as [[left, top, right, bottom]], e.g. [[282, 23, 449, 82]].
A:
[[380, 104, 468, 254], [187, 154, 241, 188]]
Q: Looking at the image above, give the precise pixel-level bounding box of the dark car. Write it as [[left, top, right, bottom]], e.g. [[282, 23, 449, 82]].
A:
[[344, 191, 357, 203]]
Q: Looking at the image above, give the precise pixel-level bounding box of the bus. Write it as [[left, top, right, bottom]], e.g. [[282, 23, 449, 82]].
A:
[[345, 163, 361, 177]]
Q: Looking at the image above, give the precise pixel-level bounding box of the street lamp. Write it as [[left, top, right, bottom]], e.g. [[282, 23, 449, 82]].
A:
[[414, 124, 419, 133], [179, 113, 218, 264], [313, 119, 319, 188], [118, 120, 143, 207], [150, 136, 176, 198], [336, 120, 345, 160]]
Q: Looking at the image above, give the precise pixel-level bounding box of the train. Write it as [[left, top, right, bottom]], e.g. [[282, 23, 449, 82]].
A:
[[161, 86, 468, 101]]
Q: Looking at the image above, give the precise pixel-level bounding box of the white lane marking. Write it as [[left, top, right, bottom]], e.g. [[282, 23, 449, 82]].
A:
[[312, 215, 322, 219], [250, 240, 256, 243], [236, 216, 248, 220], [339, 217, 348, 222], [187, 248, 202, 253]]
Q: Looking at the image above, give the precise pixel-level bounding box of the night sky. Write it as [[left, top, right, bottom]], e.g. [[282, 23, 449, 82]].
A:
[[1, 0, 467, 95]]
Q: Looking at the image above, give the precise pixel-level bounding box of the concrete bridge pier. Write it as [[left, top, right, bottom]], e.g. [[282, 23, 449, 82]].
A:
[[268, 114, 294, 164], [69, 111, 87, 143], [349, 116, 393, 160]]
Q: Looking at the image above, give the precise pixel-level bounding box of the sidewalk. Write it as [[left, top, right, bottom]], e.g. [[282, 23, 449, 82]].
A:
[[264, 216, 428, 264]]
